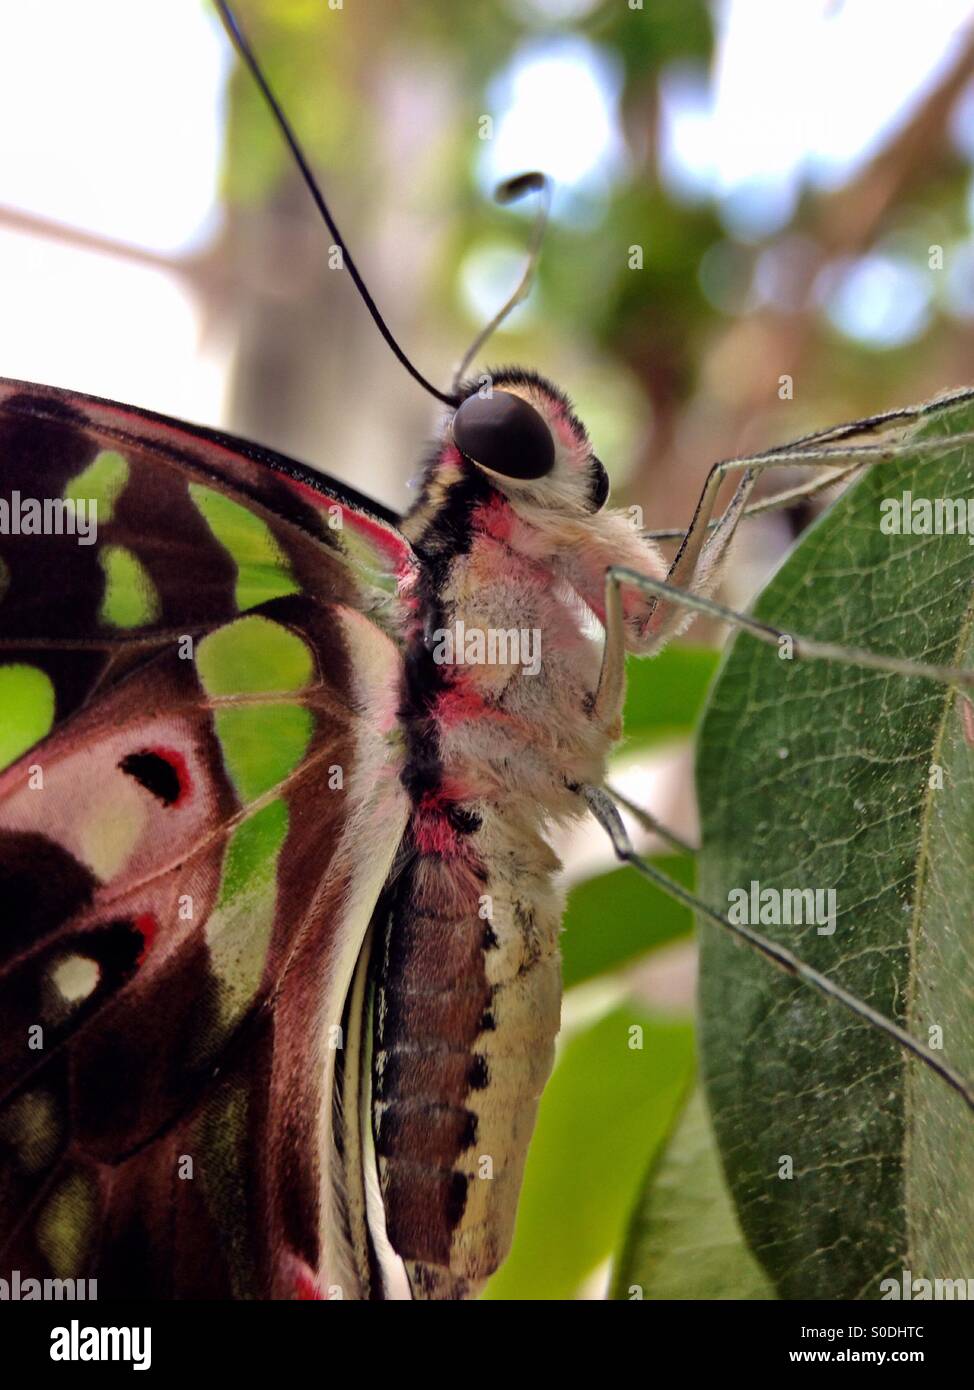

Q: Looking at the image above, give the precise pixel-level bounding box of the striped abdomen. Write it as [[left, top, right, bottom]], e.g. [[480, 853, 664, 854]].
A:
[[370, 805, 562, 1298]]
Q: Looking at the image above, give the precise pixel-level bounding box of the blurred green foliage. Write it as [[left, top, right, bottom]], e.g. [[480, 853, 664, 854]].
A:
[[611, 1089, 775, 1301], [622, 645, 718, 746], [560, 854, 693, 991], [483, 1005, 694, 1300]]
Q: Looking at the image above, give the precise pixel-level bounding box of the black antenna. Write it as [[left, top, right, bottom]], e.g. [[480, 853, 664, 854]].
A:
[[213, 0, 460, 408], [451, 172, 552, 394]]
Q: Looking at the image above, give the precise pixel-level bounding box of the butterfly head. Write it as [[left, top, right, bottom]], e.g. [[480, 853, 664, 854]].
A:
[[449, 369, 609, 516]]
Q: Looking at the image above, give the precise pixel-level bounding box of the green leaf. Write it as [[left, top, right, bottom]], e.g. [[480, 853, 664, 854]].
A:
[[696, 397, 974, 1299], [622, 645, 719, 748], [560, 855, 695, 991], [483, 1005, 694, 1301], [612, 1088, 776, 1300]]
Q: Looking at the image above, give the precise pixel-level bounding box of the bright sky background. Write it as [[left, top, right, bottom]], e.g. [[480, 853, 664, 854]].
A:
[[662, 0, 974, 239], [478, 36, 626, 203], [0, 0, 228, 254], [0, 0, 972, 415], [0, 0, 228, 418]]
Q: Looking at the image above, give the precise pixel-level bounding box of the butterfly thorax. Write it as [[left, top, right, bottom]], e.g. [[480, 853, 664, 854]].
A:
[[401, 445, 616, 804]]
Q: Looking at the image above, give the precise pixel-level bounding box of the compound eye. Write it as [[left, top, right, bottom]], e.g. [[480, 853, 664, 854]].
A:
[[451, 390, 555, 480], [589, 457, 610, 511]]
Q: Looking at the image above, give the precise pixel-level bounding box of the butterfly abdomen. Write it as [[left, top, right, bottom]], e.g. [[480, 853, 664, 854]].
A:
[[370, 801, 561, 1298]]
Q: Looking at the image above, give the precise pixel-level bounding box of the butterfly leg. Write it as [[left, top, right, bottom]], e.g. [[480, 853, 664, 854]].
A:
[[580, 783, 974, 1112], [640, 424, 974, 641], [590, 470, 754, 733], [604, 782, 697, 855], [592, 427, 974, 737], [644, 390, 974, 543], [754, 385, 974, 449], [608, 566, 974, 688], [641, 461, 865, 542]]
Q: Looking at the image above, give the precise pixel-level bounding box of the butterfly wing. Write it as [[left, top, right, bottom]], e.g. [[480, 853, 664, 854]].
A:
[[0, 378, 413, 1298]]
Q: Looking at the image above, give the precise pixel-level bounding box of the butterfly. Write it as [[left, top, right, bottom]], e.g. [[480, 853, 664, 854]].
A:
[[3, 2, 973, 1304]]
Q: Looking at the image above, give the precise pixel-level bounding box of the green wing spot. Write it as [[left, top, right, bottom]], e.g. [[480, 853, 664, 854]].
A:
[[36, 1170, 97, 1278], [189, 483, 299, 610], [0, 665, 55, 770], [98, 545, 160, 628], [193, 1074, 261, 1298], [199, 618, 315, 802], [205, 800, 289, 1040], [63, 449, 129, 523], [0, 1091, 61, 1176], [214, 704, 312, 804], [218, 797, 289, 906], [197, 615, 314, 696]]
